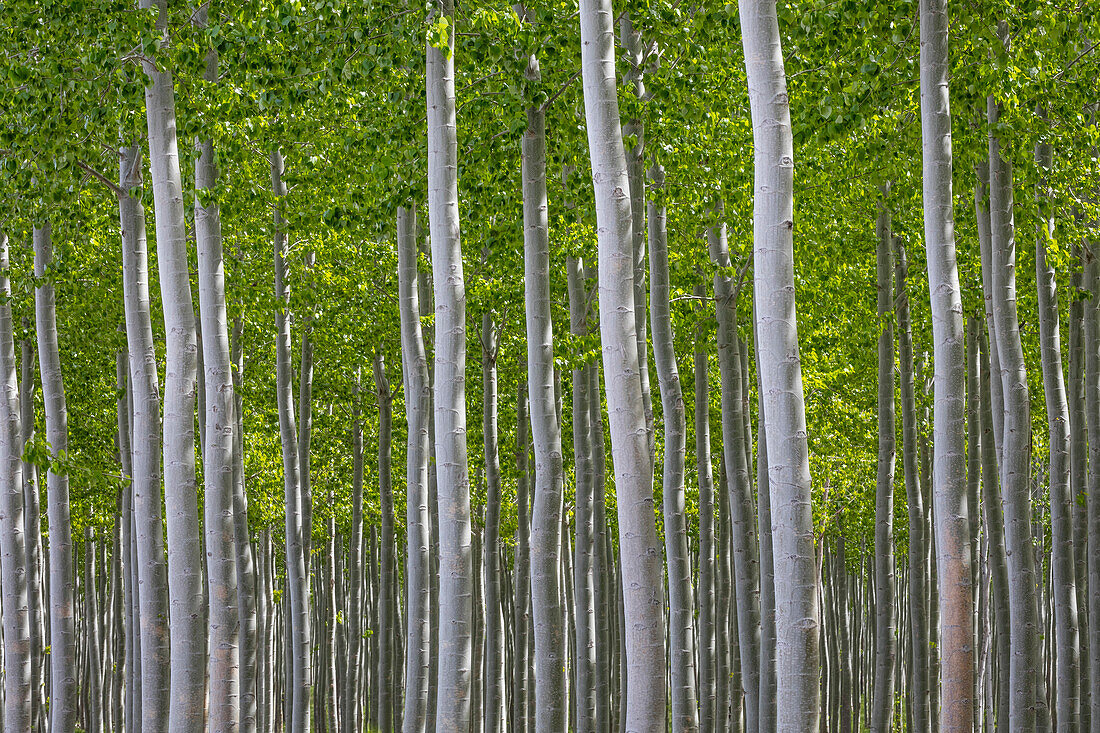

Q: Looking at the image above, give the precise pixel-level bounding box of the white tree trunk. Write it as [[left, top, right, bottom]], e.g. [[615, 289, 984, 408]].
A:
[[648, 167, 698, 733], [521, 51, 567, 733], [398, 206, 431, 733], [194, 9, 240, 727], [271, 149, 311, 733], [138, 3, 205, 726], [578, 0, 665, 727], [119, 142, 170, 732], [34, 223, 79, 732], [427, 1, 473, 726], [920, 0, 974, 727], [0, 233, 31, 731], [737, 0, 819, 726]]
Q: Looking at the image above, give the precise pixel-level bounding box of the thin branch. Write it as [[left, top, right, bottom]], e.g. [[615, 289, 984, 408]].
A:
[[77, 161, 126, 198], [540, 69, 582, 113]]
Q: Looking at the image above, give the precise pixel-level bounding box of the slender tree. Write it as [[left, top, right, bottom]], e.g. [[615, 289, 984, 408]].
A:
[[579, 0, 666, 728], [920, 0, 974, 727], [871, 189, 896, 733], [34, 223, 79, 732], [427, 0, 473, 725], [272, 148, 311, 733], [0, 233, 31, 731], [737, 0, 819, 725], [987, 26, 1041, 730], [1035, 138, 1080, 732], [522, 45, 567, 733], [119, 142, 170, 733], [399, 206, 431, 733], [648, 165, 698, 733]]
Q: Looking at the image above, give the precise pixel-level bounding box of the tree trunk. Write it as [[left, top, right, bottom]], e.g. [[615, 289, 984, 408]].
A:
[[976, 164, 1011, 731], [919, 0, 974, 726], [513, 380, 531, 733], [427, 0, 474, 724], [272, 148, 311, 733], [399, 206, 431, 733], [1035, 138, 1080, 733], [20, 323, 43, 732], [138, 3, 206, 725], [619, 11, 654, 462], [578, 0, 665, 727], [568, 257, 596, 733], [871, 191, 896, 733], [712, 206, 761, 733], [0, 233, 31, 731], [194, 9, 241, 725], [119, 142, 169, 733], [1084, 245, 1100, 733], [648, 166, 698, 733], [987, 50, 1041, 731], [695, 282, 716, 733], [231, 319, 258, 733], [737, 0, 819, 725], [521, 45, 567, 733], [34, 223, 79, 732], [374, 353, 395, 733], [481, 308, 505, 733]]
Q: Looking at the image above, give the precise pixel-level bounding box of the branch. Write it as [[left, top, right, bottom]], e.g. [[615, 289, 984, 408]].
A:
[[540, 69, 582, 113], [77, 161, 126, 198], [1055, 40, 1097, 80]]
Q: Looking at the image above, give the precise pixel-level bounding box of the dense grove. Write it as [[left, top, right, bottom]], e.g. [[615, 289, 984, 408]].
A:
[[0, 0, 1098, 731]]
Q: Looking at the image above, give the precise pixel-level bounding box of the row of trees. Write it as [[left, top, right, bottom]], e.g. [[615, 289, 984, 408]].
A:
[[0, 0, 1097, 731]]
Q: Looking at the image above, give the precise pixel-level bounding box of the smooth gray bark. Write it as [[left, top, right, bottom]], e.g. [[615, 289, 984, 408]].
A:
[[481, 309, 505, 733], [648, 166, 698, 733], [738, 0, 819, 725], [1067, 265, 1089, 733], [231, 319, 258, 733], [579, 0, 665, 727], [522, 50, 566, 733], [20, 326, 43, 732], [988, 77, 1041, 733], [374, 353, 395, 733], [568, 257, 596, 733], [0, 234, 31, 731], [138, 3, 206, 726], [1035, 140, 1080, 733], [920, 0, 974, 727], [399, 206, 431, 733], [194, 12, 241, 724], [514, 380, 531, 733], [694, 282, 715, 733], [619, 11, 654, 461], [712, 207, 760, 733], [427, 1, 474, 725], [272, 149, 311, 733], [1084, 247, 1100, 733], [976, 166, 1011, 732], [34, 223, 78, 733], [871, 193, 896, 733], [119, 142, 170, 733]]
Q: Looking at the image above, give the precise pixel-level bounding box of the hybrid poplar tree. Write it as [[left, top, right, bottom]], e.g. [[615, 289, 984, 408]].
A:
[[0, 234, 31, 731], [648, 164, 698, 733], [138, 2, 205, 726], [398, 206, 431, 733], [34, 223, 78, 732], [522, 46, 567, 730], [579, 0, 665, 727], [427, 0, 474, 726], [920, 0, 974, 727], [871, 190, 896, 733], [738, 0, 819, 726]]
